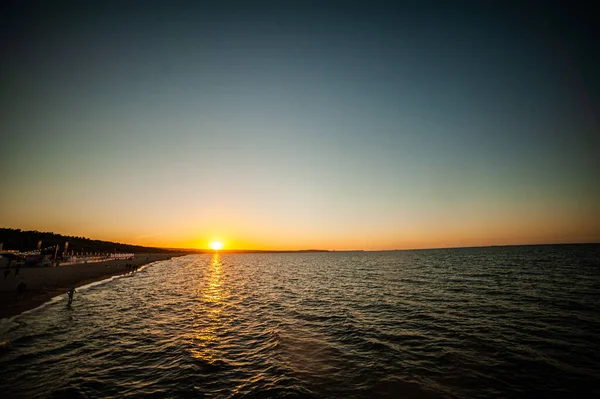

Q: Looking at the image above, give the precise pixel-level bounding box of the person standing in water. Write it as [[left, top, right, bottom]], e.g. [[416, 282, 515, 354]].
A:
[[67, 287, 76, 306], [16, 281, 26, 301]]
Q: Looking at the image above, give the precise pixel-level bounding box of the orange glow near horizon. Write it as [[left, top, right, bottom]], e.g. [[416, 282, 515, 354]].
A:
[[2, 199, 599, 251]]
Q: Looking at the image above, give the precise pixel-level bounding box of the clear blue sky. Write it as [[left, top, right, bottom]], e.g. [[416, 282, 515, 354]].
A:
[[1, 2, 598, 249]]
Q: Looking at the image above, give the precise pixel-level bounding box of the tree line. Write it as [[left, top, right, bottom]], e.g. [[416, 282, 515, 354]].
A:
[[0, 228, 174, 254]]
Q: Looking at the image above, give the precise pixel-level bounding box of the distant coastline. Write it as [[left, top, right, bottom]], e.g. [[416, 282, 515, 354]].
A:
[[2, 227, 598, 255], [377, 242, 600, 252]]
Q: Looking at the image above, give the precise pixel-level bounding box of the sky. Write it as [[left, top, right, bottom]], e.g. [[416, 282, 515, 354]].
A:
[[1, 1, 598, 250]]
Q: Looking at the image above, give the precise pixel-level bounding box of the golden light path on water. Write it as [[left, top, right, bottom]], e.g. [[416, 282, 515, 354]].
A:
[[189, 254, 227, 363]]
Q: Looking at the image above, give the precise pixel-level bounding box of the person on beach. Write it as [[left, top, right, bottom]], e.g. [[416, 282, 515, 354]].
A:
[[16, 281, 26, 301], [67, 287, 76, 305]]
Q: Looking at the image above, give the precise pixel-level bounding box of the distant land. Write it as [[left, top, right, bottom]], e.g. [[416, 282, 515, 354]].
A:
[[0, 228, 330, 255], [0, 228, 176, 254], [3, 228, 595, 255]]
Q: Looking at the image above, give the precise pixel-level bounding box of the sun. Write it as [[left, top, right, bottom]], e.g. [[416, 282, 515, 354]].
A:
[[209, 241, 224, 251]]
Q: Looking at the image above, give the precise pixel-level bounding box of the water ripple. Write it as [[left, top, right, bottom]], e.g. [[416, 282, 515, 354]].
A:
[[1, 245, 600, 398]]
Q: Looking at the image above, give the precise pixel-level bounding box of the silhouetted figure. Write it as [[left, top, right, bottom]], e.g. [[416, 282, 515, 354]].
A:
[[16, 281, 26, 301], [67, 287, 76, 306]]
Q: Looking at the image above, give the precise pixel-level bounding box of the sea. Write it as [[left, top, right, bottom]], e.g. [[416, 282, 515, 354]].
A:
[[1, 245, 599, 398]]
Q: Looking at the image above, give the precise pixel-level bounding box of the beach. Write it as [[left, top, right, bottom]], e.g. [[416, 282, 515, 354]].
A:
[[0, 253, 186, 319]]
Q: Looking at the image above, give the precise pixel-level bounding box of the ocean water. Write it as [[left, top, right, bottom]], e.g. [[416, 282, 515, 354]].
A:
[[1, 245, 599, 398]]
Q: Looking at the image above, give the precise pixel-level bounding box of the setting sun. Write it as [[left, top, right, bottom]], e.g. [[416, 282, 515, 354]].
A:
[[210, 241, 224, 251]]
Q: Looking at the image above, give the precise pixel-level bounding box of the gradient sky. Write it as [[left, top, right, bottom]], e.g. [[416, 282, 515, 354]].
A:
[[1, 2, 598, 250]]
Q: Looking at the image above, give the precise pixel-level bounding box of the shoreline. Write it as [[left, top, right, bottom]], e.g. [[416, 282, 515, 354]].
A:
[[0, 253, 187, 320]]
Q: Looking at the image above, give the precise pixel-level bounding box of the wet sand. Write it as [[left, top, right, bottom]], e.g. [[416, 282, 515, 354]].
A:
[[0, 253, 186, 319]]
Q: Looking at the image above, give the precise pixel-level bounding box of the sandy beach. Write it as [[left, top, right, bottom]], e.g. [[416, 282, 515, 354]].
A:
[[0, 253, 186, 319]]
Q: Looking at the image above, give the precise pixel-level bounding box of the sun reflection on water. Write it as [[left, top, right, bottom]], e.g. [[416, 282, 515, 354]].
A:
[[205, 254, 224, 304], [189, 254, 229, 362]]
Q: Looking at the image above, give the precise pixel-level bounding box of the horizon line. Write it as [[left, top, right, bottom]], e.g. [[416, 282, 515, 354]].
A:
[[1, 227, 598, 253], [175, 241, 600, 253]]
